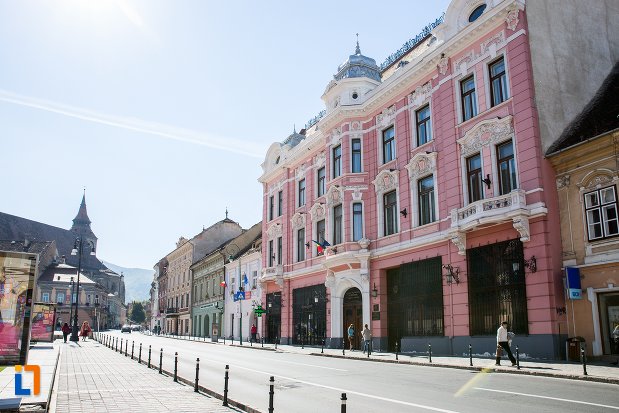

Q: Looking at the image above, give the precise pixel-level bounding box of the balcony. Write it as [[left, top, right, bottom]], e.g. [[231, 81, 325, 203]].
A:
[[165, 307, 178, 315], [260, 265, 283, 287]]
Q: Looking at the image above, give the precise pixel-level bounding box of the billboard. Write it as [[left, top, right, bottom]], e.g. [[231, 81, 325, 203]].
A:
[[0, 251, 38, 365], [31, 303, 57, 342]]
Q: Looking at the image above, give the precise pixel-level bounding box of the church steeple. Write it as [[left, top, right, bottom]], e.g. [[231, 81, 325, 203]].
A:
[[73, 190, 92, 227]]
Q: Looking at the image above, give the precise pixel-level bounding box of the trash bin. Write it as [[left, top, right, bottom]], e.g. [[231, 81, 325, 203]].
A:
[[566, 337, 585, 361]]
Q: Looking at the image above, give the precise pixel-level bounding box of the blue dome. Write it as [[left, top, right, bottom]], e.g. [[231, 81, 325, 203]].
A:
[[334, 41, 381, 82]]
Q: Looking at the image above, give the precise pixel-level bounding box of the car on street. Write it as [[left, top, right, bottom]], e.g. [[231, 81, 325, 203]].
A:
[[121, 325, 132, 333]]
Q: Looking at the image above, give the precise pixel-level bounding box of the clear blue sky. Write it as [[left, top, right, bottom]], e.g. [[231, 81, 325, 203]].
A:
[[0, 0, 451, 269]]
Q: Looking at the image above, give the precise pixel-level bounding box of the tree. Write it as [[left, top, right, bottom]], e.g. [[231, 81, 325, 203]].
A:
[[130, 301, 146, 324]]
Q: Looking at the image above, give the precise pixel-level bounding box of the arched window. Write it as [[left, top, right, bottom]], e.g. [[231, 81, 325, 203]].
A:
[[468, 4, 486, 22]]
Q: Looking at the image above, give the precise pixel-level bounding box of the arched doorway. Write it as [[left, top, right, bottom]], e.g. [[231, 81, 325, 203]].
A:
[[204, 314, 210, 337], [343, 288, 362, 350]]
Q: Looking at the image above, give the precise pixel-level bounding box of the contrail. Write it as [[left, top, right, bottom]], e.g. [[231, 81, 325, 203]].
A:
[[0, 89, 265, 158]]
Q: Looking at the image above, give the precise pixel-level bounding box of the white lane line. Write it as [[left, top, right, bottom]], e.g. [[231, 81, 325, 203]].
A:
[[475, 387, 619, 410], [231, 364, 461, 413], [271, 359, 347, 371]]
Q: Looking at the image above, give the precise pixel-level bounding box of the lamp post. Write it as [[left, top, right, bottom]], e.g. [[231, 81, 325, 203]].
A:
[[68, 277, 75, 329], [70, 236, 95, 342]]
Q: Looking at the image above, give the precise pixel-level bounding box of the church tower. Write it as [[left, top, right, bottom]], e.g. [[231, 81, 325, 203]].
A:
[[70, 191, 98, 252]]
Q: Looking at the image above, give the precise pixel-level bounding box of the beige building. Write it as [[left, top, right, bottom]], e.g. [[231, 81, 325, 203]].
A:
[[547, 63, 619, 357]]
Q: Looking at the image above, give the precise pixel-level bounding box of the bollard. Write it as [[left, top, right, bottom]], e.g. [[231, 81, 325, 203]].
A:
[[469, 344, 473, 366], [341, 392, 347, 413], [115, 337, 118, 352], [301, 336, 304, 349], [131, 341, 135, 360], [251, 337, 253, 347], [148, 345, 152, 368], [321, 339, 324, 354], [139, 343, 142, 364], [428, 343, 432, 363], [581, 346, 588, 376], [268, 375, 274, 413], [194, 358, 200, 392], [159, 348, 163, 374], [395, 341, 399, 361], [516, 346, 520, 370], [120, 338, 123, 353], [342, 338, 345, 356], [125, 339, 128, 357], [223, 365, 229, 407], [174, 352, 178, 382], [275, 337, 278, 350], [262, 337, 264, 348]]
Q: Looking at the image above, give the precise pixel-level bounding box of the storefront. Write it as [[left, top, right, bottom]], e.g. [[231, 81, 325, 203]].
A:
[[292, 285, 326, 345]]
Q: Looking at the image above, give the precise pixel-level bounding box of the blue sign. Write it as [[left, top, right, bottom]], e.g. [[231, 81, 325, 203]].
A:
[[233, 291, 245, 302], [566, 267, 582, 300]]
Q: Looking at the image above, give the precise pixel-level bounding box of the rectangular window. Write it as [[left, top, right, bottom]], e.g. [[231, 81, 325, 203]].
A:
[[72, 293, 77, 304], [384, 190, 398, 236], [252, 271, 258, 289], [57, 292, 65, 304], [497, 140, 517, 195], [352, 203, 363, 241], [317, 167, 326, 197], [42, 292, 49, 302], [333, 204, 343, 245], [298, 179, 306, 207], [333, 145, 342, 178], [268, 240, 274, 267], [416, 105, 432, 146], [461, 75, 477, 121], [269, 195, 274, 220], [489, 57, 508, 107], [87, 294, 91, 304], [382, 126, 395, 164], [467, 153, 483, 203], [584, 186, 619, 241], [316, 219, 326, 255], [277, 236, 282, 265], [351, 138, 362, 173], [297, 228, 305, 262], [277, 190, 283, 216], [418, 176, 436, 225]]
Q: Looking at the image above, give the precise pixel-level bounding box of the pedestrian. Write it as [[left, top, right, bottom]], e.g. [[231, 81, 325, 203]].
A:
[[61, 322, 71, 343], [347, 323, 355, 351], [80, 321, 91, 342], [612, 324, 619, 354], [362, 324, 372, 354], [495, 321, 517, 366], [251, 324, 257, 343]]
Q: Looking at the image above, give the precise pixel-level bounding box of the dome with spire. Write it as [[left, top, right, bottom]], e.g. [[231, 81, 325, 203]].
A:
[[333, 37, 381, 82]]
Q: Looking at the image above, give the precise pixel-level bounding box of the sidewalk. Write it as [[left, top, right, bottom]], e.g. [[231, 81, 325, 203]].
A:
[[157, 333, 619, 385], [48, 339, 242, 413]]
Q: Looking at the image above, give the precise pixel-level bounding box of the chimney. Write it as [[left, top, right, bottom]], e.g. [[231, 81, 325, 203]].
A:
[[60, 255, 66, 265], [23, 237, 31, 249]]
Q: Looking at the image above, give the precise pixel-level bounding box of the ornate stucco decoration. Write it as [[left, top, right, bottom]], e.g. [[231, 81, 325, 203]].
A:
[[454, 50, 476, 76], [438, 55, 449, 75], [406, 151, 437, 181], [295, 163, 307, 180], [409, 82, 433, 107], [275, 274, 284, 288], [505, 6, 520, 31], [450, 231, 466, 255], [290, 212, 306, 230], [325, 271, 335, 289], [350, 186, 365, 201], [372, 169, 399, 194], [266, 223, 282, 240], [277, 179, 284, 191], [357, 238, 371, 250], [376, 105, 396, 128], [584, 174, 614, 190], [314, 152, 326, 169], [350, 121, 362, 131], [325, 184, 345, 206], [481, 31, 505, 57], [512, 216, 530, 242], [577, 170, 618, 191], [457, 116, 514, 157], [556, 175, 570, 190], [331, 127, 342, 146], [309, 202, 326, 221]]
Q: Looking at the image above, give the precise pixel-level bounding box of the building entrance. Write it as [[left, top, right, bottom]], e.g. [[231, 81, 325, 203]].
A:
[[266, 292, 281, 343], [343, 288, 362, 350]]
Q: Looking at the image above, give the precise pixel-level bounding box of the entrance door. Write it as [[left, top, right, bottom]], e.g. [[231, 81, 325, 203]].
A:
[[204, 314, 210, 337], [599, 292, 619, 354], [343, 288, 363, 350], [266, 292, 281, 343]]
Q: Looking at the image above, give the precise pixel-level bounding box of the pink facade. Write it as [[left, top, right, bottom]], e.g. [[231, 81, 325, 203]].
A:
[[259, 0, 564, 357]]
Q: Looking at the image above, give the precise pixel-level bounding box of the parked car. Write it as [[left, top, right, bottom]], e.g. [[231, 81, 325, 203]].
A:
[[131, 325, 142, 332], [121, 325, 132, 333]]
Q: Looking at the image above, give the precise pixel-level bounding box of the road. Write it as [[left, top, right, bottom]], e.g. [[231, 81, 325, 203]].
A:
[[102, 331, 619, 413]]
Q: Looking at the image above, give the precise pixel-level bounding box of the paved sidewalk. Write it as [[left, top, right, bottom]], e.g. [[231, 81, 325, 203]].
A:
[[49, 340, 242, 413], [157, 333, 619, 384]]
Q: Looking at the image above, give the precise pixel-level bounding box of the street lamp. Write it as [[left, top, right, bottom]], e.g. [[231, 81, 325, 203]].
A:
[[69, 277, 75, 328], [70, 236, 95, 342]]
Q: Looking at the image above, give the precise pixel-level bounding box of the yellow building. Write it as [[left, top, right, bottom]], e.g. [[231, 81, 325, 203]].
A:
[[546, 63, 619, 357]]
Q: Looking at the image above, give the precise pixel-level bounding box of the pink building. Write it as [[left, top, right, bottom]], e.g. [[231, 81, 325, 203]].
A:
[[259, 0, 564, 358]]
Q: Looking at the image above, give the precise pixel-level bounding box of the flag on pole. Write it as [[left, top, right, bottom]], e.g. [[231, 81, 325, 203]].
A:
[[220, 276, 227, 287], [312, 239, 331, 254], [243, 274, 248, 285]]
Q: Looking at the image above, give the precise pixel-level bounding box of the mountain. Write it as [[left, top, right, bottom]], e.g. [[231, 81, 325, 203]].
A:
[[102, 261, 154, 304]]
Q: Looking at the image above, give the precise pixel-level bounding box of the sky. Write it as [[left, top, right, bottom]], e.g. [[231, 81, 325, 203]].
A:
[[0, 0, 451, 270]]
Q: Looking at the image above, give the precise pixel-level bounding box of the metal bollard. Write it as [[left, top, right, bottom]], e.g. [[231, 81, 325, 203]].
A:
[[159, 348, 163, 374], [194, 358, 200, 392], [120, 338, 123, 353], [469, 344, 473, 366], [581, 346, 588, 376], [139, 343, 142, 364], [301, 336, 304, 349], [341, 392, 347, 413], [115, 337, 118, 352], [251, 337, 253, 347], [428, 343, 432, 363], [396, 341, 399, 361], [321, 339, 324, 354], [342, 338, 345, 356], [223, 365, 229, 407], [275, 337, 278, 350], [125, 339, 128, 357], [516, 346, 520, 370], [223, 336, 226, 345], [262, 337, 264, 348], [148, 345, 152, 368], [174, 352, 178, 382], [131, 341, 135, 360], [268, 375, 274, 413]]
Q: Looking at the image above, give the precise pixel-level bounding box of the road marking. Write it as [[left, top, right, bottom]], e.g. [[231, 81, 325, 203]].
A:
[[474, 387, 619, 410], [272, 359, 347, 371]]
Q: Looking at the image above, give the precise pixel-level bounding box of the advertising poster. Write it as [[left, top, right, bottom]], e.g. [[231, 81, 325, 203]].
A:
[[31, 303, 57, 342], [0, 251, 38, 365]]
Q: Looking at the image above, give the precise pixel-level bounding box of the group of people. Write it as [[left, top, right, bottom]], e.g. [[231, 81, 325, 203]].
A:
[[347, 323, 372, 353], [61, 321, 92, 343]]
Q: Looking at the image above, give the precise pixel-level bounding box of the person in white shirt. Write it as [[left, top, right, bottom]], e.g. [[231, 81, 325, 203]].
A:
[[496, 321, 517, 366], [362, 324, 372, 354]]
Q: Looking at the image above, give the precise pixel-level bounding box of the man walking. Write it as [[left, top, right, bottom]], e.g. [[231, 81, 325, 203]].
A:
[[496, 321, 516, 366], [362, 324, 372, 354]]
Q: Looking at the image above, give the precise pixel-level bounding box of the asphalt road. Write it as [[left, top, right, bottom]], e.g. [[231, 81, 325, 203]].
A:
[[103, 331, 619, 413]]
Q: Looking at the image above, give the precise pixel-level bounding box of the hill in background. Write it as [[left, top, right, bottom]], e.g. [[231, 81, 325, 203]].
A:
[[102, 261, 154, 304]]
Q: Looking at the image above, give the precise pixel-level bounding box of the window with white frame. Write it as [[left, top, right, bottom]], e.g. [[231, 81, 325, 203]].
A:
[[57, 292, 65, 304], [333, 145, 342, 178], [489, 57, 508, 107], [352, 202, 363, 241], [467, 153, 483, 203], [42, 292, 49, 302], [269, 195, 274, 220], [252, 270, 258, 289], [584, 185, 619, 241], [278, 190, 283, 216], [297, 228, 306, 261], [418, 176, 436, 225], [298, 179, 306, 207], [384, 190, 398, 235], [277, 236, 282, 264], [497, 140, 517, 194], [317, 167, 326, 197], [333, 204, 343, 245], [351, 138, 362, 173], [461, 75, 478, 122], [268, 240, 274, 267], [382, 126, 395, 164], [416, 105, 432, 146]]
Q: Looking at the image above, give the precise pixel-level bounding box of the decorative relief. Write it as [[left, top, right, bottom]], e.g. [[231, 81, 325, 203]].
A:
[[481, 31, 505, 56], [325, 184, 345, 206], [350, 186, 364, 201], [409, 82, 433, 106], [295, 164, 307, 180], [290, 212, 306, 230], [372, 169, 399, 194], [457, 116, 514, 157], [331, 127, 342, 146], [357, 238, 371, 250], [556, 175, 570, 190], [585, 174, 613, 189], [505, 7, 520, 31], [376, 105, 396, 128], [314, 152, 326, 168], [309, 202, 326, 221], [406, 152, 437, 180], [450, 231, 466, 255], [266, 223, 282, 239], [351, 121, 362, 131], [512, 216, 530, 242], [438, 55, 449, 75], [324, 272, 335, 289], [454, 50, 475, 75]]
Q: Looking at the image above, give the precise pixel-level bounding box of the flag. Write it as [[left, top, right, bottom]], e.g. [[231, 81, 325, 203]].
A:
[[312, 240, 324, 254], [220, 277, 227, 287], [243, 274, 248, 285]]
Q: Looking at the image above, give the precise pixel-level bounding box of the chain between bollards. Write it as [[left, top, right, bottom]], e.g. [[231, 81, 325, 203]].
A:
[[469, 344, 473, 366], [159, 348, 163, 374], [174, 352, 178, 382], [148, 345, 152, 368], [268, 375, 274, 413], [581, 346, 588, 376], [194, 358, 200, 392], [138, 343, 142, 364], [223, 365, 229, 407], [428, 343, 432, 363], [131, 341, 135, 360], [341, 392, 347, 413]]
